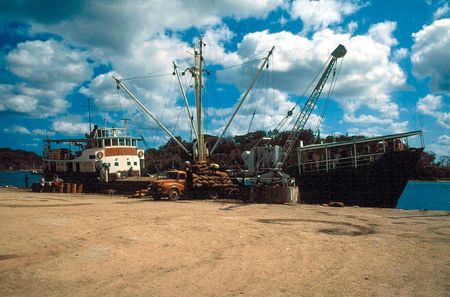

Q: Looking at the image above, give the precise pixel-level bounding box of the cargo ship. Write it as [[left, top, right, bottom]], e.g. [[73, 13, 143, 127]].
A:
[[42, 124, 145, 191], [288, 130, 424, 208]]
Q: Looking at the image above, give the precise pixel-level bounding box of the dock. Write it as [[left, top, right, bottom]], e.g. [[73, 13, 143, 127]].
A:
[[0, 190, 449, 296]]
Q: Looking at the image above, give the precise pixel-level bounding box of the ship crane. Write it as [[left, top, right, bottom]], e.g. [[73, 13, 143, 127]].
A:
[[276, 44, 346, 169], [242, 44, 346, 182]]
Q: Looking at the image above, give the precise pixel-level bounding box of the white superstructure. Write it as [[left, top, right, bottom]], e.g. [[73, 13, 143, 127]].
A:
[[43, 125, 145, 178]]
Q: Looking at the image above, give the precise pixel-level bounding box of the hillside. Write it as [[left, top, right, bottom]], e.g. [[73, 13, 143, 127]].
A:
[[0, 148, 42, 170]]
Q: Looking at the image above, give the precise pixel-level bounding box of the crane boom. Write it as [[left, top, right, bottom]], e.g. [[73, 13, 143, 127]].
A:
[[277, 44, 346, 168], [113, 75, 191, 156]]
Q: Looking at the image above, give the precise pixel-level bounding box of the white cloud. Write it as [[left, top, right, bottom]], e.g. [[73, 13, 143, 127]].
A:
[[80, 71, 132, 111], [368, 21, 398, 47], [434, 3, 449, 19], [208, 88, 297, 136], [393, 48, 408, 61], [438, 135, 450, 145], [411, 18, 450, 93], [347, 21, 358, 34], [51, 119, 90, 135], [291, 0, 363, 33], [3, 125, 31, 135], [427, 143, 450, 157], [437, 113, 450, 128], [217, 22, 406, 133], [417, 94, 442, 115], [202, 24, 241, 66], [343, 114, 394, 125], [347, 121, 409, 136], [0, 39, 93, 118], [27, 1, 285, 54], [417, 94, 450, 128], [3, 125, 52, 136]]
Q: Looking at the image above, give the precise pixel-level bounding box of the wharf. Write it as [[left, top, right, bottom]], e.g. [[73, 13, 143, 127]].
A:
[[0, 190, 449, 296]]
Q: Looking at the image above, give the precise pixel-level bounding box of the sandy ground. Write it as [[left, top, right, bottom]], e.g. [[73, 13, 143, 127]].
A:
[[0, 190, 449, 297]]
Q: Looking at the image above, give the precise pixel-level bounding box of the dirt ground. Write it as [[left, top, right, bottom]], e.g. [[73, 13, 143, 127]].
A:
[[0, 190, 449, 297]]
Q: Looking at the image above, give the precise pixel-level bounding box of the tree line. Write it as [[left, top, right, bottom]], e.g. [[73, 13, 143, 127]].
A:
[[143, 129, 449, 180]]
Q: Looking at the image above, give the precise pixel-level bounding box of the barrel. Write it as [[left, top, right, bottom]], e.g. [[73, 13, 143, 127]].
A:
[[76, 184, 83, 193], [64, 183, 71, 193], [71, 183, 77, 193], [57, 183, 64, 193]]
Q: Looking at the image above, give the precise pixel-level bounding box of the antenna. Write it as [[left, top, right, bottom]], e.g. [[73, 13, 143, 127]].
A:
[[121, 118, 131, 135], [87, 97, 95, 132]]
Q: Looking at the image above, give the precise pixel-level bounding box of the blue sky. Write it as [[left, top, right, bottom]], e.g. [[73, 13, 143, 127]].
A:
[[0, 0, 449, 156]]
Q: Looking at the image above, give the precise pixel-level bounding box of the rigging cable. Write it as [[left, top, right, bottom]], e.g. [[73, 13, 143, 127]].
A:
[[240, 65, 266, 134], [120, 66, 173, 81], [172, 106, 183, 134], [263, 57, 270, 131], [152, 74, 174, 147], [247, 109, 257, 134], [272, 56, 332, 134], [117, 85, 169, 146], [215, 58, 265, 72], [202, 59, 229, 138], [314, 56, 344, 138]]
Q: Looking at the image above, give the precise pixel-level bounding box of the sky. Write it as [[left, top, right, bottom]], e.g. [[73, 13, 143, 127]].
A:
[[0, 0, 449, 157]]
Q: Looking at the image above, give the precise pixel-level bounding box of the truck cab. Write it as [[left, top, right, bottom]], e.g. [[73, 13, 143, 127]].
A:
[[149, 170, 186, 200]]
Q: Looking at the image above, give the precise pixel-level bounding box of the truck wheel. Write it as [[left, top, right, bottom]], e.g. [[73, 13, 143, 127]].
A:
[[168, 188, 180, 201]]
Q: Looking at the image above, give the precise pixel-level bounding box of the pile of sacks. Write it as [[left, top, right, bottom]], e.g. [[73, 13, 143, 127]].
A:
[[190, 161, 233, 188]]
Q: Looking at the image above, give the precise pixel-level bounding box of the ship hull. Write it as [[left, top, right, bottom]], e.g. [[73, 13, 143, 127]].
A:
[[291, 149, 422, 208]]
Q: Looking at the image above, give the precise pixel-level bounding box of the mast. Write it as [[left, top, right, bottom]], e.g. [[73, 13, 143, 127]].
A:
[[87, 97, 94, 132], [194, 37, 205, 161], [173, 61, 199, 142]]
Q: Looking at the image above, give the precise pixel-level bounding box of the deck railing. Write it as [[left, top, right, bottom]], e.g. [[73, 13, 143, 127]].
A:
[[299, 152, 385, 174]]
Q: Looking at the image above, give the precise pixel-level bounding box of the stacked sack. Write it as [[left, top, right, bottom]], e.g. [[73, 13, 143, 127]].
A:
[[190, 161, 234, 188]]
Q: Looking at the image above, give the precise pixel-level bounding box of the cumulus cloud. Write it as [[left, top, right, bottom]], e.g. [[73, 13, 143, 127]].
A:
[[290, 0, 363, 33], [393, 48, 408, 61], [438, 135, 450, 145], [202, 24, 241, 66], [411, 18, 450, 94], [433, 3, 449, 19], [217, 22, 407, 134], [427, 143, 450, 157], [3, 125, 51, 136], [208, 88, 297, 136], [417, 94, 450, 128], [0, 39, 93, 118], [417, 94, 442, 115], [22, 0, 285, 54], [51, 117, 90, 135], [343, 114, 394, 125], [80, 71, 132, 111], [3, 125, 31, 135], [347, 121, 409, 136]]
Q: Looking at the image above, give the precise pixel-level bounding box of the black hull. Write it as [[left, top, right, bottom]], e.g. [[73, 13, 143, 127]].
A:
[[44, 171, 151, 194], [291, 149, 422, 208], [44, 171, 102, 192]]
